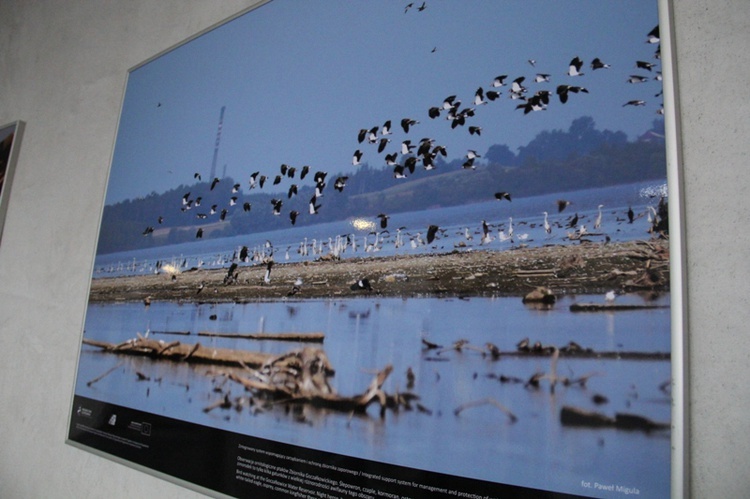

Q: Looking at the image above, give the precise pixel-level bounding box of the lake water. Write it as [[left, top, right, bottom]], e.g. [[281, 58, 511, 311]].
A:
[[92, 180, 668, 278], [75, 293, 671, 498]]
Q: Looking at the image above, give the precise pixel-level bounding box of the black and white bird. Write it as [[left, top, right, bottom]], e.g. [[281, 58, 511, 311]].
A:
[[243, 202, 251, 212], [623, 100, 646, 107], [196, 228, 203, 238], [474, 87, 487, 106], [401, 140, 416, 155], [280, 163, 289, 176], [428, 106, 441, 119], [646, 25, 660, 44], [556, 85, 588, 104], [590, 58, 610, 70], [636, 60, 656, 71], [259, 175, 267, 189], [494, 191, 511, 202], [510, 76, 527, 95], [427, 224, 439, 244], [249, 171, 260, 189], [401, 118, 419, 133], [287, 166, 296, 178], [334, 176, 348, 192], [378, 137, 390, 153], [308, 194, 321, 215], [377, 213, 389, 229], [442, 95, 458, 110], [534, 73, 551, 83], [627, 75, 649, 84], [468, 126, 482, 136], [287, 184, 298, 198], [289, 210, 299, 225], [350, 278, 372, 291], [271, 198, 283, 215], [568, 56, 584, 76], [263, 260, 273, 284], [300, 165, 310, 180], [210, 177, 220, 190], [557, 199, 571, 212], [382, 120, 392, 135], [273, 175, 282, 186], [194, 172, 201, 181], [491, 75, 508, 87]]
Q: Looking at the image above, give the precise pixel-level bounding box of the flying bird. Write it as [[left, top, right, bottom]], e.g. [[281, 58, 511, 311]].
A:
[[557, 200, 571, 212], [243, 202, 251, 212], [249, 171, 259, 189], [590, 58, 610, 70], [289, 210, 299, 225], [623, 100, 646, 107], [196, 228, 203, 239], [491, 75, 508, 87], [401, 118, 419, 133], [334, 176, 348, 192], [300, 165, 310, 180], [271, 198, 283, 215], [308, 194, 321, 214], [273, 175, 282, 185], [427, 224, 439, 244], [647, 25, 660, 44], [378, 137, 390, 153], [556, 84, 588, 104], [377, 213, 389, 229], [627, 75, 649, 84], [636, 60, 656, 71], [287, 184, 298, 198], [568, 56, 584, 76], [494, 192, 511, 202], [194, 173, 201, 181], [468, 126, 482, 136], [210, 177, 220, 190]]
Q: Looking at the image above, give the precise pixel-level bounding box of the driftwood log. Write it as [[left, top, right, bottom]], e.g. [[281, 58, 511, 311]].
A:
[[82, 337, 273, 368]]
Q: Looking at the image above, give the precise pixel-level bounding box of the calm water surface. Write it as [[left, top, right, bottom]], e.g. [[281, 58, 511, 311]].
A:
[[76, 294, 671, 498]]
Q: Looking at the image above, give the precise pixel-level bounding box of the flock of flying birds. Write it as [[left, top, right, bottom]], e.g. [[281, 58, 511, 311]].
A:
[[140, 11, 664, 284]]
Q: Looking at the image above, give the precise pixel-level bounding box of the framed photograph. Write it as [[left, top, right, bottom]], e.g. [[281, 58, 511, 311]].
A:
[[0, 120, 25, 244], [68, 1, 685, 497]]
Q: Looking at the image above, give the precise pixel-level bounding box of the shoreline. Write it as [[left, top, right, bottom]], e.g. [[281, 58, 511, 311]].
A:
[[88, 239, 670, 303]]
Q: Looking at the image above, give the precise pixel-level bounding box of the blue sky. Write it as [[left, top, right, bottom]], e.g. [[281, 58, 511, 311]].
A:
[[106, 0, 662, 204]]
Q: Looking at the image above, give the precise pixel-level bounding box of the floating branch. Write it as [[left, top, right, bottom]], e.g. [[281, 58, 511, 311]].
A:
[[197, 331, 325, 342], [454, 397, 517, 423], [560, 405, 670, 432]]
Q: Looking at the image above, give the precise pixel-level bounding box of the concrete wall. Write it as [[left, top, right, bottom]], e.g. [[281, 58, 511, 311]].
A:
[[0, 1, 748, 497]]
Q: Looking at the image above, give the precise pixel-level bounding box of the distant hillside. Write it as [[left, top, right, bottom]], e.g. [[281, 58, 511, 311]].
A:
[[96, 116, 666, 254]]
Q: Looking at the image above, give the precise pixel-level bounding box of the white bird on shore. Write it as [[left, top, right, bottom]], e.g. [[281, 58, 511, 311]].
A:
[[594, 204, 604, 229]]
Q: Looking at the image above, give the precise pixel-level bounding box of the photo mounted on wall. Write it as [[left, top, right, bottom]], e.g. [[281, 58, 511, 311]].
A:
[[0, 120, 25, 244], [68, 1, 681, 497]]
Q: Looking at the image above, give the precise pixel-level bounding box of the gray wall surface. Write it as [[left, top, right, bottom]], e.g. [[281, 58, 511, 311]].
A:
[[0, 1, 748, 497]]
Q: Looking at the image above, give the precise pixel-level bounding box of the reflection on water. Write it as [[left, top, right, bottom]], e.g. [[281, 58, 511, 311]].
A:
[[76, 294, 671, 498]]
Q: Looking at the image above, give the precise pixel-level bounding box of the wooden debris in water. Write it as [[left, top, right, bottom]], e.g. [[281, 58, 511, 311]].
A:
[[570, 303, 669, 312], [197, 331, 325, 342], [454, 397, 517, 423], [222, 348, 403, 416], [560, 405, 669, 432]]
